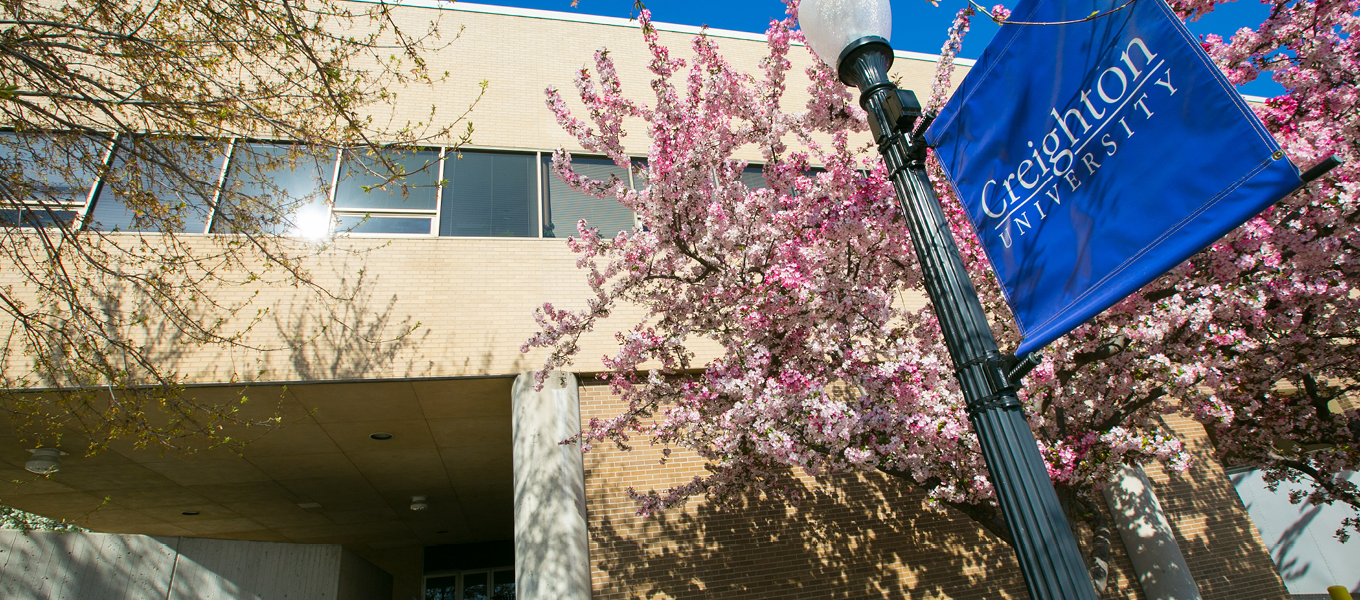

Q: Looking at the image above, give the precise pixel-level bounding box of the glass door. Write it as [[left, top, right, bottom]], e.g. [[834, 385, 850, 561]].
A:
[[423, 569, 514, 600]]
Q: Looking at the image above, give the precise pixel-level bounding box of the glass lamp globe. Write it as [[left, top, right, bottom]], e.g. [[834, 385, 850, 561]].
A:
[[798, 0, 893, 69]]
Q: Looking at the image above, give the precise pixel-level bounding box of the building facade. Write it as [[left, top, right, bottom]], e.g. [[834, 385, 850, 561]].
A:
[[0, 2, 1333, 599]]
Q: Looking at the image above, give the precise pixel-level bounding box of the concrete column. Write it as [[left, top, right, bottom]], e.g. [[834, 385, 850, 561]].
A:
[[1104, 463, 1202, 600], [512, 371, 591, 600]]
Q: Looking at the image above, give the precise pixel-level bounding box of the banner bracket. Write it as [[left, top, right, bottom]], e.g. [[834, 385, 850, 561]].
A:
[[1005, 351, 1044, 384]]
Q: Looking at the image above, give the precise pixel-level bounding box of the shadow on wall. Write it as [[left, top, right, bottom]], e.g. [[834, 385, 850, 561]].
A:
[[0, 530, 390, 599], [276, 265, 432, 381], [5, 254, 432, 387], [1274, 503, 1324, 582], [0, 530, 179, 599], [1231, 468, 1360, 596], [1150, 417, 1293, 600], [586, 468, 1036, 600]]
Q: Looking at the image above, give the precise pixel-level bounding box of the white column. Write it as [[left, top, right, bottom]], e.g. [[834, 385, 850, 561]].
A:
[[512, 371, 591, 600], [1104, 463, 1202, 600]]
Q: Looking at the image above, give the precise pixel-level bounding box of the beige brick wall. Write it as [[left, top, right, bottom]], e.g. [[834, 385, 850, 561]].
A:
[[374, 2, 956, 158], [578, 382, 1142, 599], [0, 235, 648, 383], [1142, 414, 1290, 599], [578, 381, 1287, 599], [0, 5, 954, 387], [0, 5, 1292, 598]]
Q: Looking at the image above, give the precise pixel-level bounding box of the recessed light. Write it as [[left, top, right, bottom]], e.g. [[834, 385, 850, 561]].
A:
[[369, 432, 393, 440], [181, 511, 200, 516]]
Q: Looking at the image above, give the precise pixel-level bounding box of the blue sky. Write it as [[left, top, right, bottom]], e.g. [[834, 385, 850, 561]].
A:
[[461, 0, 1285, 97]]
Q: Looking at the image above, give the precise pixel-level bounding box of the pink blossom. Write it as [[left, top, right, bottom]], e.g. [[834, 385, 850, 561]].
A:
[[530, 0, 1360, 540]]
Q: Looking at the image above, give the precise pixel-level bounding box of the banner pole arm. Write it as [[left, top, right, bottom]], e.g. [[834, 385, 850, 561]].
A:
[[1301, 155, 1343, 183]]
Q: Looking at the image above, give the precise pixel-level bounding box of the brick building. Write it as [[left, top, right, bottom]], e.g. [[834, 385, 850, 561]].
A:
[[0, 2, 1321, 599]]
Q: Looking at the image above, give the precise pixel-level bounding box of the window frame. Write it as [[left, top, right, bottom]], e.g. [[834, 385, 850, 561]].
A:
[[208, 140, 340, 238], [539, 152, 640, 240], [435, 147, 544, 240], [85, 135, 234, 235], [5, 133, 796, 242], [0, 130, 114, 231], [421, 567, 514, 600], [330, 145, 442, 238]]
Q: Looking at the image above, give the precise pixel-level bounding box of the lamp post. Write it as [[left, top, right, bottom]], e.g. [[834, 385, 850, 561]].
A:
[[799, 2, 1098, 598]]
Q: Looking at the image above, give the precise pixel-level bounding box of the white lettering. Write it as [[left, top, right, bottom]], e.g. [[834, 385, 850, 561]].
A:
[[1153, 70, 1177, 95], [1119, 117, 1135, 137], [1081, 152, 1102, 175], [1051, 107, 1092, 144], [1030, 143, 1050, 176], [1002, 175, 1022, 202], [1041, 130, 1074, 175], [1097, 66, 1128, 104], [1080, 90, 1106, 120], [980, 180, 1006, 218], [1102, 133, 1118, 156], [1017, 160, 1039, 189], [1119, 38, 1157, 79], [1133, 93, 1154, 118]]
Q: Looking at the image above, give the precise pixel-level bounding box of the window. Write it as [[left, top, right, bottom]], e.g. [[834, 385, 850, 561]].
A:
[[0, 135, 672, 241], [541, 155, 635, 239], [441, 150, 538, 238], [333, 148, 440, 235], [424, 568, 514, 600], [740, 164, 769, 190], [87, 137, 226, 234], [0, 131, 105, 228], [212, 143, 336, 238]]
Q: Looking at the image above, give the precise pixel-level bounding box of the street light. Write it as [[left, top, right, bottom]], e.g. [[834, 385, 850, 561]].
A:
[[798, 1, 1099, 598]]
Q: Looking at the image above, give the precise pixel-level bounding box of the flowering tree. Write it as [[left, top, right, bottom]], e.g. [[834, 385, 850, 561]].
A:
[[526, 0, 1359, 579], [0, 0, 481, 452], [0, 504, 82, 532]]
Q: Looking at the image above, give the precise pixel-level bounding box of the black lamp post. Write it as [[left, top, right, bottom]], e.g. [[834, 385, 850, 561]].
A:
[[799, 2, 1098, 598]]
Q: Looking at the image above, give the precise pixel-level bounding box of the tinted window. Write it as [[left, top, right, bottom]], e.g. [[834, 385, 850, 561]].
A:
[[213, 143, 335, 238], [462, 572, 488, 600], [0, 131, 103, 209], [424, 575, 456, 600], [89, 137, 225, 233], [334, 149, 439, 211], [0, 209, 79, 228], [492, 569, 514, 600], [740, 165, 768, 190], [336, 214, 433, 235], [542, 155, 633, 238], [441, 151, 537, 237]]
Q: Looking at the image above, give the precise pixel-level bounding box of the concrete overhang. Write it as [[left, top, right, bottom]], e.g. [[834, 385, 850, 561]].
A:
[[0, 376, 515, 558]]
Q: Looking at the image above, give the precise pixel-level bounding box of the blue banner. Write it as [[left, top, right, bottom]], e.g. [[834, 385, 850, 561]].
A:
[[925, 0, 1303, 356]]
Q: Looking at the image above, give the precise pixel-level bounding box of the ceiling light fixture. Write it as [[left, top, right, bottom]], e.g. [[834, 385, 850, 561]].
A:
[[369, 432, 393, 441], [25, 448, 66, 475], [410, 495, 428, 511]]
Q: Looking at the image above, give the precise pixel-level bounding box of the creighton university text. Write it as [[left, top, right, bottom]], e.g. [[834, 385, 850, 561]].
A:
[[979, 38, 1178, 249]]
